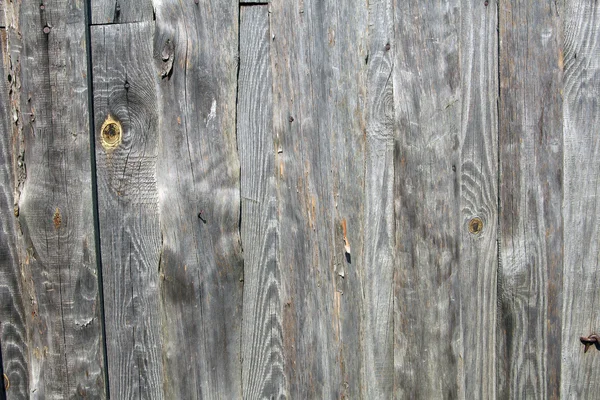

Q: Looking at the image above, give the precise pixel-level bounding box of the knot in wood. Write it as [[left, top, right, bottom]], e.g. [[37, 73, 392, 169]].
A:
[[100, 115, 122, 150], [468, 217, 483, 235]]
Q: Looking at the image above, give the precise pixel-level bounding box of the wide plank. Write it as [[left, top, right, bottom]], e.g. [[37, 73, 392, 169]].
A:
[[91, 0, 154, 25], [562, 1, 600, 397], [3, 0, 106, 397], [91, 22, 164, 400], [153, 0, 244, 397], [393, 1, 498, 398], [0, 29, 29, 400], [498, 1, 563, 398]]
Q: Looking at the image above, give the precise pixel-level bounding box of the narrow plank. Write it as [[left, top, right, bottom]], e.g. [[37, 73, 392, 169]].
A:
[[0, 0, 5, 27], [240, 1, 268, 4], [153, 0, 244, 397], [562, 1, 600, 397], [3, 0, 106, 397], [0, 29, 29, 400], [91, 0, 154, 25], [498, 1, 563, 398], [238, 6, 283, 398], [393, 1, 498, 398], [91, 22, 164, 400], [362, 0, 394, 397]]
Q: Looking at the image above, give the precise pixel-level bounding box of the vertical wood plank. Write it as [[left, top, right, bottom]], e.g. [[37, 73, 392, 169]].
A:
[[0, 0, 5, 27], [91, 0, 154, 25], [0, 29, 29, 400], [362, 0, 394, 397], [562, 1, 600, 397], [393, 1, 498, 398], [238, 6, 284, 398], [91, 22, 164, 400], [153, 0, 243, 397], [498, 1, 563, 398], [3, 0, 106, 397]]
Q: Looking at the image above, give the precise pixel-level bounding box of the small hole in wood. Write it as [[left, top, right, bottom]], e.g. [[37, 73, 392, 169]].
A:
[[100, 115, 122, 150], [468, 217, 483, 235]]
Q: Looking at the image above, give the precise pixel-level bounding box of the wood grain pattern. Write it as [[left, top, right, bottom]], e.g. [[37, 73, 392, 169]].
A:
[[3, 0, 106, 397], [0, 0, 5, 27], [0, 29, 29, 400], [498, 1, 564, 399], [362, 0, 394, 397], [238, 6, 284, 398], [393, 1, 498, 398], [91, 22, 164, 400], [153, 0, 244, 397], [562, 1, 600, 397], [91, 0, 154, 25]]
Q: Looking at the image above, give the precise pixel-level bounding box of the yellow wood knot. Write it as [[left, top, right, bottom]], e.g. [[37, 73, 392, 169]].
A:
[[53, 207, 61, 229], [3, 373, 9, 390], [100, 114, 122, 150], [468, 217, 483, 235]]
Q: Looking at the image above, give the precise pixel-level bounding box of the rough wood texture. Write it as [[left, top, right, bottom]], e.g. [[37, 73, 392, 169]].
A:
[[0, 0, 5, 27], [393, 1, 498, 398], [91, 0, 154, 25], [562, 1, 600, 397], [498, 1, 563, 399], [238, 6, 284, 399], [153, 0, 244, 397], [0, 29, 29, 400], [91, 22, 164, 400], [3, 0, 106, 398]]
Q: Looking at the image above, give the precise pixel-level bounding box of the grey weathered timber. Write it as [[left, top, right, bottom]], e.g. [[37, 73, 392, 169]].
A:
[[240, 0, 268, 4], [498, 1, 564, 399], [153, 0, 244, 397], [238, 5, 284, 399], [562, 1, 600, 397], [91, 0, 154, 25], [0, 30, 29, 400], [0, 0, 5, 27], [393, 1, 498, 398], [362, 0, 394, 397], [3, 0, 106, 398], [91, 22, 164, 400]]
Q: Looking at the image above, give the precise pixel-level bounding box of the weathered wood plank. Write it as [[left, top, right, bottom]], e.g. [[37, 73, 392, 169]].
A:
[[240, 0, 268, 4], [0, 29, 29, 400], [91, 0, 154, 25], [362, 0, 394, 397], [0, 0, 5, 27], [562, 1, 600, 397], [271, 0, 353, 396], [238, 6, 284, 398], [153, 0, 244, 397], [498, 1, 563, 398], [393, 1, 498, 398], [3, 0, 106, 397], [91, 22, 164, 400]]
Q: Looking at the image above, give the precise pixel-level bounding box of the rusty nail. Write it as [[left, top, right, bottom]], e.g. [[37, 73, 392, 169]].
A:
[[43, 25, 51, 34], [40, 3, 45, 10], [385, 43, 391, 51], [484, 1, 489, 6], [289, 116, 294, 123], [580, 334, 600, 353]]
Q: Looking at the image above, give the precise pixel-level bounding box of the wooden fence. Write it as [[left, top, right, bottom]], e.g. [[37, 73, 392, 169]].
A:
[[0, 0, 598, 398]]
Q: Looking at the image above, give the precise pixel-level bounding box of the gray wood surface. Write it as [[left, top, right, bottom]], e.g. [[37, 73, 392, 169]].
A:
[[91, 21, 164, 400], [3, 0, 106, 398], [562, 1, 600, 397], [91, 0, 154, 25], [0, 0, 5, 28], [238, 5, 284, 398], [153, 0, 244, 397], [393, 1, 498, 398], [0, 29, 29, 400], [498, 1, 564, 399]]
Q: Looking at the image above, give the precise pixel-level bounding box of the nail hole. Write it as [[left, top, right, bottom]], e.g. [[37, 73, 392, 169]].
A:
[[468, 217, 483, 235], [100, 115, 122, 150]]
